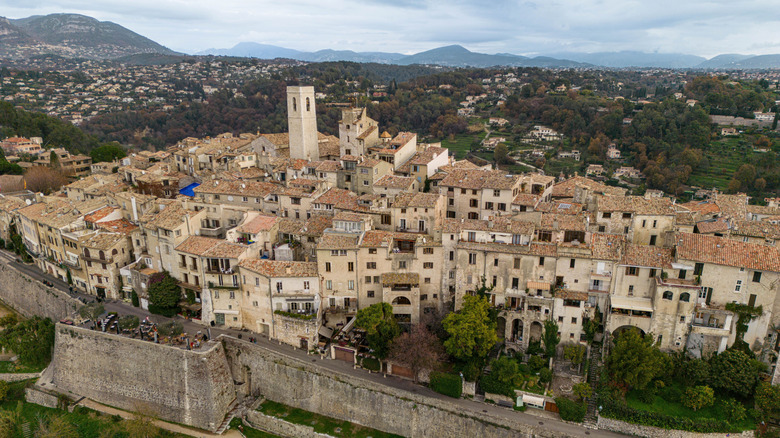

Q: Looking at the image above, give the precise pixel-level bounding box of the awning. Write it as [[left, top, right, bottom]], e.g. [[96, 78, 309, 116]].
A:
[[523, 394, 545, 407], [527, 281, 550, 291], [318, 326, 334, 338], [610, 296, 653, 312]]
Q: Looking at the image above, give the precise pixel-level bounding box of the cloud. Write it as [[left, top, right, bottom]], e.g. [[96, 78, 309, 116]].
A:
[[1, 0, 778, 57]]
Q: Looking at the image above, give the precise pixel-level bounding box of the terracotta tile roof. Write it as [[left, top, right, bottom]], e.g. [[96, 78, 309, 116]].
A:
[[357, 157, 383, 168], [457, 240, 558, 257], [439, 169, 519, 190], [302, 215, 334, 236], [277, 218, 306, 235], [356, 125, 377, 140], [80, 232, 126, 251], [731, 220, 780, 239], [512, 193, 540, 207], [96, 219, 137, 235], [316, 161, 342, 172], [552, 176, 626, 198], [558, 289, 589, 301], [175, 235, 248, 258], [374, 175, 415, 189], [675, 211, 698, 226], [535, 201, 583, 214], [590, 234, 625, 261], [680, 200, 720, 216], [318, 135, 340, 158], [236, 215, 279, 234], [333, 211, 371, 222], [392, 192, 442, 209], [194, 180, 280, 198], [0, 195, 26, 212], [675, 232, 780, 272], [84, 206, 116, 223], [259, 133, 289, 146], [620, 244, 673, 268], [381, 272, 419, 285], [318, 233, 359, 250], [695, 217, 730, 234], [239, 259, 318, 278], [359, 230, 435, 248], [747, 204, 780, 216], [314, 188, 362, 210], [597, 196, 675, 215], [714, 193, 749, 220], [539, 213, 587, 232], [139, 202, 197, 231]]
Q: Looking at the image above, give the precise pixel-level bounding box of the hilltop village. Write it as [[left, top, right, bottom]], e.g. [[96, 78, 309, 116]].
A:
[[1, 85, 779, 365]]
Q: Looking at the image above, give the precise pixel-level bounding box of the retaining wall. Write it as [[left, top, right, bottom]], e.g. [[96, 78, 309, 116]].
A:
[[221, 336, 558, 438], [50, 324, 236, 432], [244, 410, 335, 438], [597, 416, 755, 438], [0, 262, 79, 320]]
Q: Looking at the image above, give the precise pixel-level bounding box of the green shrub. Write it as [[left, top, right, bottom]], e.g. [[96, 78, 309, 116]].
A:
[[556, 397, 586, 422], [148, 304, 179, 317], [514, 404, 527, 412], [479, 373, 514, 397], [518, 363, 531, 374], [430, 372, 462, 398], [456, 360, 480, 382], [723, 399, 747, 423], [527, 340, 543, 356], [131, 290, 140, 307], [637, 388, 655, 404], [361, 357, 381, 372], [529, 355, 546, 372], [661, 384, 682, 403], [683, 385, 714, 411], [539, 367, 552, 384], [600, 395, 735, 433]]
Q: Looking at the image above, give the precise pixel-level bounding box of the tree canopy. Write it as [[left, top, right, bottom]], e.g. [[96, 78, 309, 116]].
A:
[[0, 316, 55, 367], [606, 329, 667, 392], [442, 295, 497, 363], [709, 348, 763, 398], [147, 271, 182, 316], [354, 302, 400, 360]]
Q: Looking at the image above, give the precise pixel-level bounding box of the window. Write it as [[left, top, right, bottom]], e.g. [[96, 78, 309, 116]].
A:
[[485, 202, 494, 210], [366, 262, 376, 269], [514, 258, 521, 269], [492, 276, 497, 287], [326, 280, 332, 290], [598, 225, 605, 232], [622, 212, 631, 219], [649, 235, 657, 246], [469, 199, 478, 208], [374, 276, 379, 283], [493, 258, 499, 267], [255, 277, 260, 286], [642, 219, 646, 227], [625, 266, 639, 276], [753, 271, 762, 283], [468, 253, 477, 265], [649, 268, 657, 277], [423, 248, 434, 254], [628, 285, 634, 295], [602, 212, 611, 219], [662, 291, 673, 300], [749, 294, 757, 307], [735, 280, 742, 292], [694, 263, 704, 276], [569, 259, 576, 269], [306, 97, 310, 111], [498, 203, 506, 211], [303, 281, 310, 290], [680, 292, 690, 302], [424, 262, 433, 269], [348, 262, 354, 272], [538, 231, 552, 242], [467, 231, 476, 242], [367, 290, 374, 298], [399, 261, 407, 269], [449, 251, 454, 261], [369, 248, 377, 254], [558, 316, 564, 323], [539, 257, 545, 266], [493, 189, 501, 197], [571, 317, 577, 324], [325, 262, 331, 272], [365, 276, 372, 283], [652, 220, 657, 228], [424, 277, 431, 284], [678, 269, 686, 280], [623, 226, 629, 234], [348, 280, 354, 290], [229, 291, 236, 299]]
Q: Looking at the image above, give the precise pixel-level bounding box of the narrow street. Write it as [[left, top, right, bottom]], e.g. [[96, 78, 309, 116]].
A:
[[0, 249, 624, 438]]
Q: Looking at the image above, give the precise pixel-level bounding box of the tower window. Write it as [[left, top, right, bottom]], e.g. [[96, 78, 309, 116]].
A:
[[306, 97, 311, 111], [292, 97, 297, 111]]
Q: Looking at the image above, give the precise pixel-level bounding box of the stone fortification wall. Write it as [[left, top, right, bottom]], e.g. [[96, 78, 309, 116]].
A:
[[221, 336, 555, 438], [244, 410, 335, 438], [597, 417, 755, 438], [50, 325, 236, 432], [0, 263, 79, 320]]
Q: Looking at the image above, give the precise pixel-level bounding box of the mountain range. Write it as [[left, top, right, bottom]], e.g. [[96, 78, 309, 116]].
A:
[[0, 13, 177, 60], [3, 13, 780, 69]]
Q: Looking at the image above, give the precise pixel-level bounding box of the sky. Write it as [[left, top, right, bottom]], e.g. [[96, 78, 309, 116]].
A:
[[2, 0, 780, 58]]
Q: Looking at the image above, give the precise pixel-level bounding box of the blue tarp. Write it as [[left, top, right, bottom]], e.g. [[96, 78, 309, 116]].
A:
[[179, 182, 200, 197]]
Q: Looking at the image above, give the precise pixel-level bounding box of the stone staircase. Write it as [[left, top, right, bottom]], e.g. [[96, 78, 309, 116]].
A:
[[583, 342, 602, 429], [214, 399, 244, 435]]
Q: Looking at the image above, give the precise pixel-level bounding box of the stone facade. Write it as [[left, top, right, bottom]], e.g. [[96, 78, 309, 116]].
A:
[[49, 325, 236, 432]]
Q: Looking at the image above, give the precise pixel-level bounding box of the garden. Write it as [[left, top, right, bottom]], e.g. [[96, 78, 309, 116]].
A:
[[599, 328, 777, 434]]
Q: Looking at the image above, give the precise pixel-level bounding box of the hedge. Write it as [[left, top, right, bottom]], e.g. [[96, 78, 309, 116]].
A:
[[479, 373, 515, 398], [430, 372, 462, 398], [361, 357, 381, 372], [600, 396, 735, 433], [555, 397, 586, 423]]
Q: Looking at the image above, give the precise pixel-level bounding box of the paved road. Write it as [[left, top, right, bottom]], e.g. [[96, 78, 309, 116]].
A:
[[0, 250, 625, 438]]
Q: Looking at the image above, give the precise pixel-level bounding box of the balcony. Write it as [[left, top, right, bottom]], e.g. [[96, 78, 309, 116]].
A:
[[63, 257, 81, 269], [590, 270, 612, 278], [200, 226, 225, 238], [396, 226, 428, 234], [327, 304, 357, 314], [82, 254, 113, 264], [208, 281, 239, 290]]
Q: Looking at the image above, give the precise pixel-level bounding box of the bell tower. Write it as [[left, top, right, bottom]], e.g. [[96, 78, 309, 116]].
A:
[[287, 86, 319, 161]]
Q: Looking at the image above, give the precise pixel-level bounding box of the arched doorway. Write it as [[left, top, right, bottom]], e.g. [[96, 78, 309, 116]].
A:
[[612, 325, 645, 340], [391, 296, 411, 305], [529, 321, 543, 342], [497, 316, 507, 340], [511, 319, 524, 343]]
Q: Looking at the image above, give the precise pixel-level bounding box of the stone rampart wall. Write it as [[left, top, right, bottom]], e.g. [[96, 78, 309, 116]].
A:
[[244, 410, 335, 438], [50, 325, 236, 432], [0, 263, 79, 320], [597, 416, 755, 438]]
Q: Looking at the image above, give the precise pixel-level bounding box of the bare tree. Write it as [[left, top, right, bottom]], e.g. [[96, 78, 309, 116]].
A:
[[24, 166, 68, 194], [389, 323, 445, 383]]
